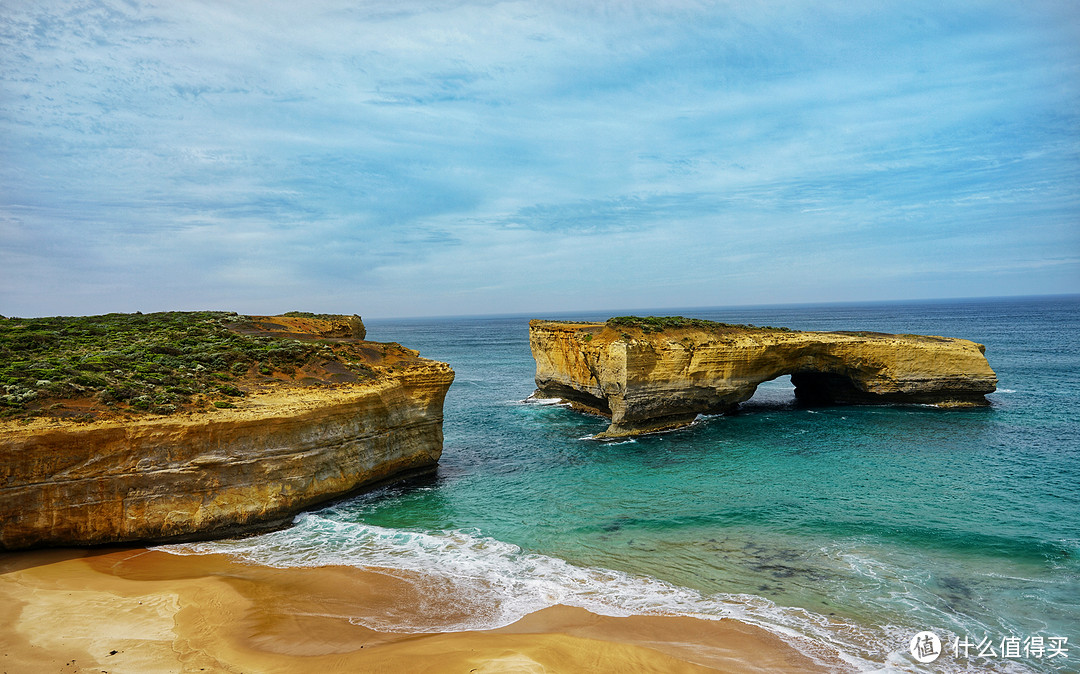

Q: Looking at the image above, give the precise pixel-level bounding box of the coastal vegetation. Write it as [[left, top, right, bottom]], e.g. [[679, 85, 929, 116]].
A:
[[0, 311, 374, 421], [606, 315, 793, 333]]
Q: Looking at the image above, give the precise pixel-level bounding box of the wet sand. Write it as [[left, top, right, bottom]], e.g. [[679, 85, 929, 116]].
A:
[[0, 547, 842, 673]]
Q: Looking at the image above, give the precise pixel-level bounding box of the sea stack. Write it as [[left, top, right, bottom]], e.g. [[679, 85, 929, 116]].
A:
[[0, 313, 454, 550], [530, 317, 996, 437]]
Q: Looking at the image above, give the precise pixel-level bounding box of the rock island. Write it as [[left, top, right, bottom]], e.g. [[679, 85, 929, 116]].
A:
[[0, 312, 453, 550], [530, 316, 996, 437]]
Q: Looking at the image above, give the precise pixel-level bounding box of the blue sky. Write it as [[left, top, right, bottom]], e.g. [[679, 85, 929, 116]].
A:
[[1, 0, 1078, 318]]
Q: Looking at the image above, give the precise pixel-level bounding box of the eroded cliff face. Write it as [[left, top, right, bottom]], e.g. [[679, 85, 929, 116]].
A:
[[0, 319, 453, 550], [530, 320, 997, 437]]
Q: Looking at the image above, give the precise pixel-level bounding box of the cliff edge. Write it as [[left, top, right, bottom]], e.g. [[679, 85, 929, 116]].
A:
[[530, 317, 996, 437], [0, 313, 454, 550]]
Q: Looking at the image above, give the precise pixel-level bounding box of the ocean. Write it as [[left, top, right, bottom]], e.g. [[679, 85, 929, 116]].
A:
[[165, 295, 1080, 672]]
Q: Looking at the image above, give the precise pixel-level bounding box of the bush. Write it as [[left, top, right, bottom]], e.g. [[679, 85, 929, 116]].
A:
[[606, 316, 792, 333], [0, 311, 376, 420]]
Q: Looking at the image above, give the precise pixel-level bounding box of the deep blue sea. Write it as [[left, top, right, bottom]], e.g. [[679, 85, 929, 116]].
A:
[[168, 296, 1080, 672]]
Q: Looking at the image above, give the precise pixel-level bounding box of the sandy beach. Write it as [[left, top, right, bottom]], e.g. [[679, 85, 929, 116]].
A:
[[0, 547, 841, 673]]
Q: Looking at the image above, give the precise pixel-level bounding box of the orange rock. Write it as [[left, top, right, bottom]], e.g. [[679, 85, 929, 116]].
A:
[[0, 347, 453, 550], [530, 319, 996, 437]]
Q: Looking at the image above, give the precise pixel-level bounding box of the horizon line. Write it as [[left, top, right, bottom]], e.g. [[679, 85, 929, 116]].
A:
[[369, 291, 1079, 322], [3, 291, 1077, 322]]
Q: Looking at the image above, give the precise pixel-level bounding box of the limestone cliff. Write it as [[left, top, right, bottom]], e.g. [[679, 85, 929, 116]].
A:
[[0, 316, 453, 550], [530, 318, 996, 437]]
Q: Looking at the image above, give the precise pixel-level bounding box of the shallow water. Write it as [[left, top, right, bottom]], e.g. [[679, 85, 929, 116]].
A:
[[166, 296, 1080, 672]]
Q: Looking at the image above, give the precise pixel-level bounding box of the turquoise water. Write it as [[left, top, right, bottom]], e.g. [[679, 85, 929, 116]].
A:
[[168, 296, 1080, 672]]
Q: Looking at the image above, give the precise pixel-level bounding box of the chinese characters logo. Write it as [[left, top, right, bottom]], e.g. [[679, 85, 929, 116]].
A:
[[909, 631, 942, 663]]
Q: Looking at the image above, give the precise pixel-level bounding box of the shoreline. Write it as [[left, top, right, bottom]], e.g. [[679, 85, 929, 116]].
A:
[[0, 547, 843, 673]]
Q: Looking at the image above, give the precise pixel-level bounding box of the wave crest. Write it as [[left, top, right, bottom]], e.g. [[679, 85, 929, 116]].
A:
[[160, 515, 948, 671]]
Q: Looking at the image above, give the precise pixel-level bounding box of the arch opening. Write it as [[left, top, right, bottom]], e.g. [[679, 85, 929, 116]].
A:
[[742, 374, 796, 408], [740, 370, 869, 410], [790, 370, 867, 405]]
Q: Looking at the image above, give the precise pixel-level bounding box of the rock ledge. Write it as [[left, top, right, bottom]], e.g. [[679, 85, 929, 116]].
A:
[[530, 318, 996, 437]]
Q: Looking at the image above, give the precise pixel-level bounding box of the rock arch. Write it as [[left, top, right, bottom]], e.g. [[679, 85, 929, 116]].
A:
[[530, 320, 997, 437]]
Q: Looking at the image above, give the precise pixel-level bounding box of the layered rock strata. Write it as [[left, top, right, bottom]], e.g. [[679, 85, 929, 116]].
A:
[[0, 320, 453, 550], [530, 319, 996, 437]]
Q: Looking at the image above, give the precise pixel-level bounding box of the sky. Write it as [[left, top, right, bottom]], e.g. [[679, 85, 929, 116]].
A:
[[1, 0, 1078, 318]]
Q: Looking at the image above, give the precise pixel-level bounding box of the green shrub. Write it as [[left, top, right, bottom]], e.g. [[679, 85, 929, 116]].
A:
[[606, 316, 793, 333], [0, 311, 376, 420]]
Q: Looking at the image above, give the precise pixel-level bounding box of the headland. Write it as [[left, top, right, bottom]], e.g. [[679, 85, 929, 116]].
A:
[[0, 312, 454, 549]]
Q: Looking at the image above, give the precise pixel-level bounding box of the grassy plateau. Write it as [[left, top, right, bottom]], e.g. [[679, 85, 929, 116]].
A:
[[0, 311, 382, 422]]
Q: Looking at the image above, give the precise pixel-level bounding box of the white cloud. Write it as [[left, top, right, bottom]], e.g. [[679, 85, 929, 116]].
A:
[[1, 0, 1078, 317]]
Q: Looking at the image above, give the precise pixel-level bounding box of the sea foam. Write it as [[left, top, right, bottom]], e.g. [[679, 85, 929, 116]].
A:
[[156, 514, 1010, 673]]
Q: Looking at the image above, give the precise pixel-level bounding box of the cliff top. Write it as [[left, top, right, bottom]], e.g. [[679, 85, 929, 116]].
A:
[[530, 316, 962, 345], [1, 311, 438, 425]]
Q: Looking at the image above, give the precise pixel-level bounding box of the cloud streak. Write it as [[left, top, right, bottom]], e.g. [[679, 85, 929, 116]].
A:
[[1, 0, 1078, 317]]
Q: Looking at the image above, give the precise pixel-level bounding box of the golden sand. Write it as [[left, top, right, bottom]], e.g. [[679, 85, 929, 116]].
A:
[[0, 547, 842, 673]]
